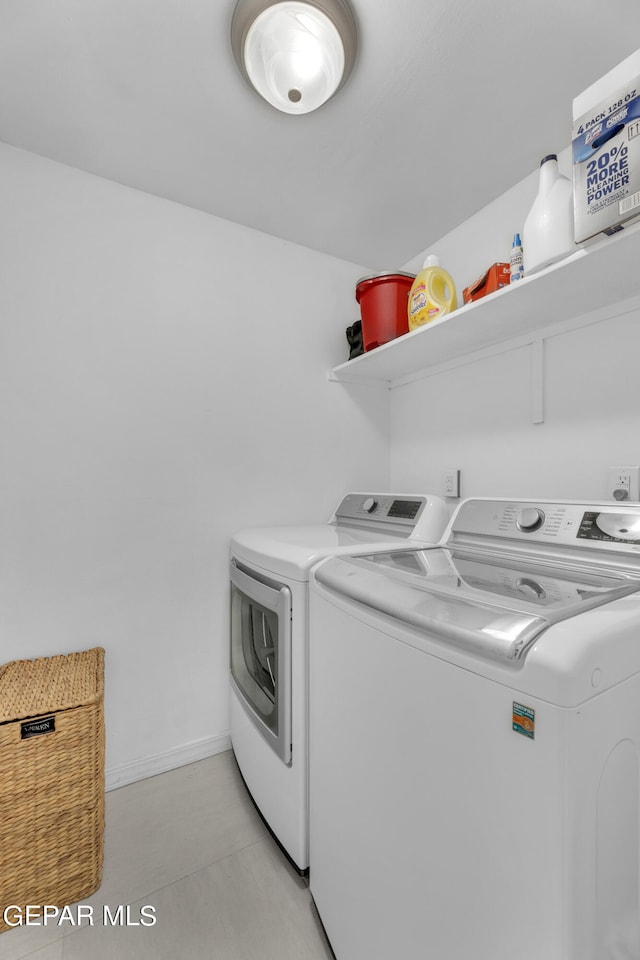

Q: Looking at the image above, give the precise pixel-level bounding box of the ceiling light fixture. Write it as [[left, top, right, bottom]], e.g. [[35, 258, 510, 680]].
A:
[[231, 0, 357, 115]]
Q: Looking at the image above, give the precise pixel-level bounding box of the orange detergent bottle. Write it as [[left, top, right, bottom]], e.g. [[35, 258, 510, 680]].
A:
[[407, 255, 457, 330]]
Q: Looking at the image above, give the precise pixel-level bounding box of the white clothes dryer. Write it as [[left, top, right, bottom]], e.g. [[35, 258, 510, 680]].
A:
[[309, 498, 640, 960], [229, 492, 449, 873]]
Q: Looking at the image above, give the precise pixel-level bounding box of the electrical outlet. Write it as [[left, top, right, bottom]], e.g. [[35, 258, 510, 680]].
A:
[[608, 466, 640, 502], [443, 469, 461, 498]]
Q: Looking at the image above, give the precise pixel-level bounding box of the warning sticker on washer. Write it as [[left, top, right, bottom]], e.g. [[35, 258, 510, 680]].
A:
[[512, 702, 535, 739]]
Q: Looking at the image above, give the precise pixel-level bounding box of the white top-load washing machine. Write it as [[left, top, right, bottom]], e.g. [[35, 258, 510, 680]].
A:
[[229, 492, 449, 873], [309, 498, 640, 960]]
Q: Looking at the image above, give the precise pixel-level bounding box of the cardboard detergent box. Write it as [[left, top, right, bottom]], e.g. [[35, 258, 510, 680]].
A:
[[462, 263, 510, 304], [573, 49, 640, 242]]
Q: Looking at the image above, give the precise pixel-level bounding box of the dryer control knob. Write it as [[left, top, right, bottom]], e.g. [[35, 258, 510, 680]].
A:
[[362, 497, 378, 514], [516, 507, 545, 532]]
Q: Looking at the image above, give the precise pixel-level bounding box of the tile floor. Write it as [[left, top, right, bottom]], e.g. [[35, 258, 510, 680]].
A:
[[2, 751, 334, 960]]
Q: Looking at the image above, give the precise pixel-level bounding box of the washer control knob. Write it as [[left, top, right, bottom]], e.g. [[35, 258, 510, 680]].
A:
[[516, 507, 545, 532], [515, 577, 546, 600], [362, 497, 378, 514]]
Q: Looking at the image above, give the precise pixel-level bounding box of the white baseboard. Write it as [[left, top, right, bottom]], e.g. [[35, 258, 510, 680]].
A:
[[105, 732, 231, 791]]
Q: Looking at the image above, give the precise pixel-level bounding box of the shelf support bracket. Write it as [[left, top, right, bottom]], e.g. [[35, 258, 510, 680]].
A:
[[531, 339, 545, 424]]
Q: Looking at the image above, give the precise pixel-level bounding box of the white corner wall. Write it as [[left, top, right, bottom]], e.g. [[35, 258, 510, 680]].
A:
[[391, 149, 640, 502], [0, 143, 389, 788]]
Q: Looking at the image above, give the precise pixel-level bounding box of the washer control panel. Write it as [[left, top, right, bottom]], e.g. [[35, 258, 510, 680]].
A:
[[577, 511, 640, 544], [451, 499, 640, 552]]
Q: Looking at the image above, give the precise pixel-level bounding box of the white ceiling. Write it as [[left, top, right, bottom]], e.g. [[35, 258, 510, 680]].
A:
[[1, 0, 639, 268]]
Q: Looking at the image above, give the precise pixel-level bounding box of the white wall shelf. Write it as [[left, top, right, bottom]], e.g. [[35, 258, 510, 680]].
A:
[[330, 222, 640, 389]]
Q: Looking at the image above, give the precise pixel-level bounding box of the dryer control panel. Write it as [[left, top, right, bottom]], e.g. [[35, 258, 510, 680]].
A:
[[334, 494, 426, 531], [332, 493, 448, 544]]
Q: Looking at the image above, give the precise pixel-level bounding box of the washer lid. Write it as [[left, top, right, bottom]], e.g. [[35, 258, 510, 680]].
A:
[[313, 547, 640, 663]]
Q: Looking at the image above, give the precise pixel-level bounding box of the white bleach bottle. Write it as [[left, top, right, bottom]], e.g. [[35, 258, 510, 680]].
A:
[[523, 154, 575, 275]]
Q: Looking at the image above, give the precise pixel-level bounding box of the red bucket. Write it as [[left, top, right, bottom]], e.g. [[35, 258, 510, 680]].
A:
[[355, 272, 415, 352]]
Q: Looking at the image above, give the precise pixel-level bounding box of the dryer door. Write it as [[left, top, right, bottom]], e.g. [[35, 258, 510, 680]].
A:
[[230, 561, 292, 764]]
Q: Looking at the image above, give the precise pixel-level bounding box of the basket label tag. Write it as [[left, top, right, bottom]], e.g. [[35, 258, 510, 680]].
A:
[[21, 716, 55, 739]]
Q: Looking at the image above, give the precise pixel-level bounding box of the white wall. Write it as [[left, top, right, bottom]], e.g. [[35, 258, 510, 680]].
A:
[[6, 132, 630, 789], [391, 148, 640, 502], [390, 312, 640, 500], [0, 143, 389, 787]]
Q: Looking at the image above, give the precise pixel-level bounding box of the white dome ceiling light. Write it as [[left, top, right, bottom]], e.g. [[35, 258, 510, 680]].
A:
[[231, 0, 358, 115]]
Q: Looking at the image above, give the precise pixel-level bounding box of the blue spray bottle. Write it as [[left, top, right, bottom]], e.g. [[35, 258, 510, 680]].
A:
[[510, 233, 524, 283]]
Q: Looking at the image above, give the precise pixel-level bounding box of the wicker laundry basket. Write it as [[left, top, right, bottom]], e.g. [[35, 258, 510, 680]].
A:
[[0, 647, 105, 932]]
